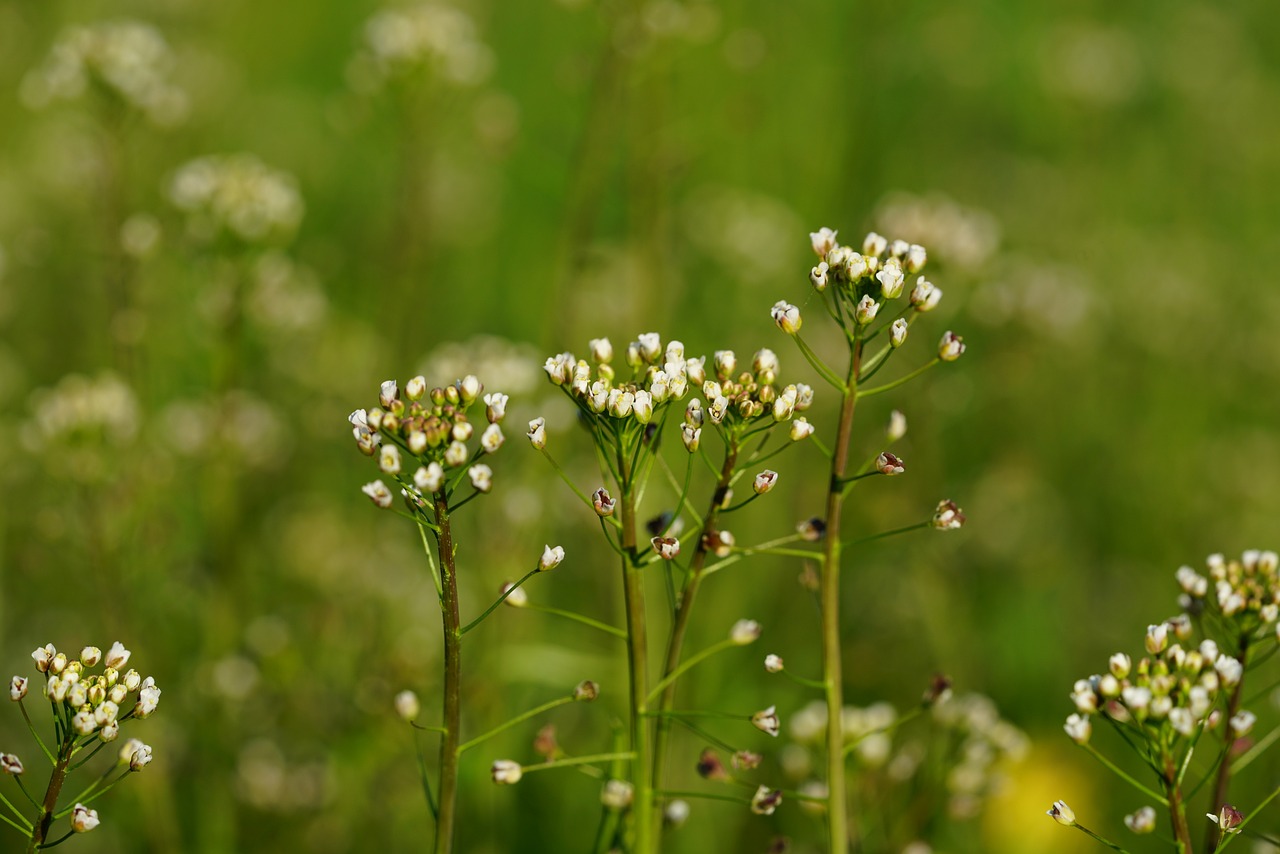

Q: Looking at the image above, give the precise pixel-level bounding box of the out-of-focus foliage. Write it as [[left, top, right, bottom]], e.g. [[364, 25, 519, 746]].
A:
[[1, 0, 1277, 851]]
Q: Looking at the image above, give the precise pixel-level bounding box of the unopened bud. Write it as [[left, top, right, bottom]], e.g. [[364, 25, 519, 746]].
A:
[[938, 331, 965, 362], [394, 690, 420, 721], [539, 545, 565, 571], [770, 301, 802, 335], [491, 760, 523, 784], [890, 318, 908, 348], [574, 680, 599, 702], [855, 295, 880, 325], [730, 620, 761, 645]]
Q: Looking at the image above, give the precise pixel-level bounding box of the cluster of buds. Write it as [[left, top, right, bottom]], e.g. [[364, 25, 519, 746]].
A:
[[351, 375, 501, 509], [1175, 550, 1279, 635], [21, 20, 189, 126], [168, 154, 304, 244], [1065, 624, 1244, 744], [352, 2, 494, 91], [544, 334, 694, 427], [685, 348, 815, 448], [25, 643, 161, 744]]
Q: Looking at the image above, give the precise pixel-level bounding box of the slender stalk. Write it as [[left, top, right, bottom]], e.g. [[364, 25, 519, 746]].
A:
[[618, 456, 654, 853], [1205, 636, 1249, 853], [821, 337, 863, 853], [1164, 755, 1194, 854], [650, 444, 738, 838], [432, 492, 462, 854], [458, 695, 574, 754], [26, 736, 76, 852]]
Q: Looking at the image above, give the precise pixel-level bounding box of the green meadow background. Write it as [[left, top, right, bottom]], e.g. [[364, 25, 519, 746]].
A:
[[1, 0, 1278, 851]]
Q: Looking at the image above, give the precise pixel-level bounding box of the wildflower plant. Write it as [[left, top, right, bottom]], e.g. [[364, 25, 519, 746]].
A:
[[1051, 549, 1280, 852], [3, 642, 158, 851], [352, 226, 986, 853]]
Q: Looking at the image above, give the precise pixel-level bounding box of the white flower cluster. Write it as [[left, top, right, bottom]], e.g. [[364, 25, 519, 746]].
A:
[[21, 642, 159, 751], [353, 374, 501, 508], [352, 3, 494, 91], [683, 348, 815, 452], [21, 20, 188, 126], [26, 372, 139, 447], [543, 334, 696, 427], [169, 155, 304, 244]]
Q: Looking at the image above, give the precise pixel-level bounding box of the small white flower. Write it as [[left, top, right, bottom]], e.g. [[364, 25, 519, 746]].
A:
[[362, 480, 394, 508], [395, 690, 420, 722], [750, 785, 782, 815], [1109, 653, 1131, 679], [764, 654, 784, 673], [128, 742, 153, 771], [414, 462, 445, 493], [862, 232, 887, 257], [484, 392, 508, 424], [789, 418, 814, 442], [753, 470, 778, 495], [751, 705, 780, 737], [652, 537, 680, 560], [770, 301, 802, 334], [876, 262, 905, 299], [593, 488, 616, 517], [378, 444, 402, 474], [1047, 800, 1075, 826], [71, 803, 99, 833], [681, 423, 701, 452], [938, 331, 965, 362], [480, 423, 504, 454], [0, 753, 23, 775], [104, 642, 131, 671], [379, 379, 398, 407], [1229, 710, 1256, 736], [491, 759, 523, 784], [80, 647, 102, 667], [809, 227, 838, 258], [890, 318, 908, 348], [501, 582, 528, 608], [887, 410, 907, 442], [854, 294, 880, 325], [632, 390, 654, 424], [1124, 805, 1156, 834], [1063, 713, 1091, 744], [810, 263, 829, 291], [602, 779, 634, 810], [456, 375, 482, 403], [539, 545, 565, 571], [876, 452, 905, 476], [9, 676, 28, 702], [404, 375, 427, 401], [910, 278, 942, 311], [588, 337, 613, 363], [527, 417, 547, 450], [730, 620, 761, 645], [468, 464, 493, 493]]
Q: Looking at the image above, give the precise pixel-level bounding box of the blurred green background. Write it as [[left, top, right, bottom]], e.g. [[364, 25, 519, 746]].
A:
[[1, 0, 1278, 851]]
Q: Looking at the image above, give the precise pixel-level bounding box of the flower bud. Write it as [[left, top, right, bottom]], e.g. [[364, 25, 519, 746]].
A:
[[1109, 653, 1131, 679], [790, 418, 814, 442], [593, 488, 616, 517], [574, 680, 599, 702], [665, 799, 690, 826], [681, 423, 701, 452], [890, 318, 908, 348], [938, 331, 965, 362], [379, 379, 399, 408], [1145, 624, 1169, 655], [491, 760, 523, 784], [394, 690, 420, 722], [602, 780, 634, 810], [632, 390, 654, 424], [751, 786, 782, 816], [764, 654, 784, 673], [751, 705, 780, 737], [753, 470, 778, 495], [652, 537, 680, 560], [128, 743, 153, 771], [456, 375, 482, 404], [862, 232, 887, 256], [1047, 801, 1076, 826], [1125, 806, 1156, 834], [810, 227, 838, 258], [876, 262, 905, 299], [527, 418, 547, 450], [854, 294, 880, 325], [588, 337, 613, 363], [71, 804, 99, 833], [770, 301, 802, 334], [539, 545, 565, 571], [931, 499, 965, 530], [501, 582, 528, 608], [911, 278, 942, 311], [904, 244, 927, 274], [1063, 713, 1091, 744], [810, 262, 829, 291], [876, 452, 905, 475], [483, 393, 508, 424], [730, 620, 761, 645], [1215, 656, 1243, 687], [1229, 710, 1256, 736], [413, 462, 444, 493], [98, 721, 119, 742], [887, 410, 907, 442]]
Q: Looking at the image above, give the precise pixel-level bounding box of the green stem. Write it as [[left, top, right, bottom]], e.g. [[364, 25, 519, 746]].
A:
[[25, 734, 75, 852], [1078, 743, 1168, 804], [432, 492, 462, 854], [1072, 823, 1135, 853], [792, 333, 847, 391], [461, 567, 539, 635], [519, 752, 636, 775], [857, 358, 940, 398], [523, 604, 628, 639], [1205, 636, 1249, 853], [618, 467, 654, 853], [459, 695, 575, 754], [819, 335, 861, 854], [646, 638, 738, 704]]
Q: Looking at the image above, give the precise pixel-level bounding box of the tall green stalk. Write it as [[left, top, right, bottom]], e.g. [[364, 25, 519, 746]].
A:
[[821, 335, 863, 854], [650, 443, 738, 840], [618, 464, 654, 853], [433, 493, 462, 854], [25, 737, 75, 853]]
